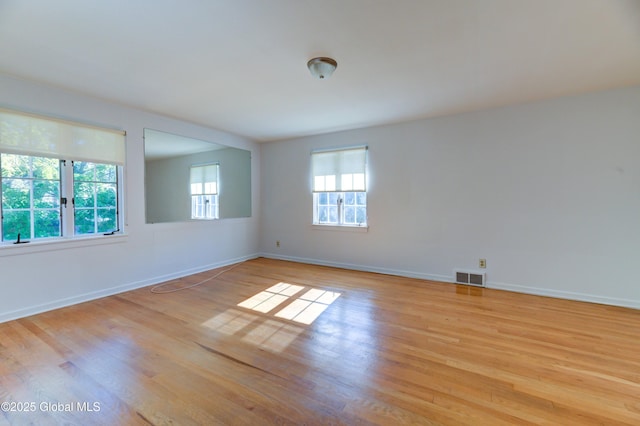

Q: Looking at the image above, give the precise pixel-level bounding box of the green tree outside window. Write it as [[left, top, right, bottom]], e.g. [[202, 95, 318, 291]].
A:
[[1, 154, 60, 241]]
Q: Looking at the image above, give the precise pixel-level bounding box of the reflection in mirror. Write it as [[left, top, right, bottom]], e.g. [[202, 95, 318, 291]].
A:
[[144, 129, 251, 223]]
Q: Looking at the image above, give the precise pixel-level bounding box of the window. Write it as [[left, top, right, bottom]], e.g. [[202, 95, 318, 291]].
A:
[[0, 108, 125, 243], [311, 146, 367, 227], [190, 163, 219, 220], [1, 154, 61, 241], [73, 161, 118, 234]]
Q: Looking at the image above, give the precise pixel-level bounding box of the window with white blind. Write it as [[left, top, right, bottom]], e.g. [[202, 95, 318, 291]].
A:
[[311, 146, 367, 227], [190, 163, 219, 220], [0, 108, 125, 244]]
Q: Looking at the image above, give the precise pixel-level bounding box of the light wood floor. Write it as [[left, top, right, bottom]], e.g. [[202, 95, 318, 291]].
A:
[[1, 258, 639, 425]]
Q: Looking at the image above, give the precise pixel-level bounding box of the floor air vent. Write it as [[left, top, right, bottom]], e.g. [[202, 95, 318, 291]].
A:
[[454, 270, 486, 287]]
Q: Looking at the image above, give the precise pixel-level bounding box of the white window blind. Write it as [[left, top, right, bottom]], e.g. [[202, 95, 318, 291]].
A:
[[190, 164, 219, 195], [0, 108, 126, 165], [312, 146, 367, 192]]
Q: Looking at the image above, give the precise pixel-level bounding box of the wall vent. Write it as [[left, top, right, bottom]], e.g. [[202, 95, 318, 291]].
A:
[[454, 270, 486, 287]]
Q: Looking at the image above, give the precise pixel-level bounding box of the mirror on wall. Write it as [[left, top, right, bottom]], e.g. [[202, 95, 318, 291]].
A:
[[144, 128, 251, 223]]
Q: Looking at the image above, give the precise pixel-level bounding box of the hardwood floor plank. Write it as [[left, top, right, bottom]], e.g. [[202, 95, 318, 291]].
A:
[[1, 257, 639, 424]]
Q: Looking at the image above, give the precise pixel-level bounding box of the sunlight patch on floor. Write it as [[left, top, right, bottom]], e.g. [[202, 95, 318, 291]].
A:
[[274, 289, 341, 325], [201, 308, 305, 353], [237, 283, 304, 313], [201, 309, 257, 335], [201, 283, 342, 352], [241, 319, 303, 352], [237, 283, 341, 325]]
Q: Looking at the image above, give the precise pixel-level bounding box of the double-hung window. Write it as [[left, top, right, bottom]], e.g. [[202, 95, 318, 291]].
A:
[[190, 163, 219, 220], [311, 146, 367, 227], [0, 108, 125, 243]]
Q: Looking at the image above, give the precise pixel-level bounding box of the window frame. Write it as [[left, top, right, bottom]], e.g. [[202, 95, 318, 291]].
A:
[[0, 108, 126, 249], [310, 146, 368, 229], [190, 163, 219, 220], [71, 160, 121, 236], [312, 191, 367, 227], [0, 154, 63, 241], [0, 154, 124, 244]]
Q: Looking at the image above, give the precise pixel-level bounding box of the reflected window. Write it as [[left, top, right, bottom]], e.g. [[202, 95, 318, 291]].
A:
[[190, 163, 219, 220], [144, 128, 251, 223]]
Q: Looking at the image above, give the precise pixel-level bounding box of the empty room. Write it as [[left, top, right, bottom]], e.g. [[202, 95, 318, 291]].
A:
[[1, 1, 639, 424]]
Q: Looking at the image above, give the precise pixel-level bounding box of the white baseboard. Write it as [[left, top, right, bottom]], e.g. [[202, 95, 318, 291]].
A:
[[261, 252, 640, 310], [0, 253, 260, 324], [487, 281, 640, 310], [260, 252, 451, 283], [136, 253, 259, 291]]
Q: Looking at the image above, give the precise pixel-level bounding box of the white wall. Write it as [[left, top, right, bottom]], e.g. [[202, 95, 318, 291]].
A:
[[0, 74, 261, 322], [260, 86, 640, 309], [2, 74, 638, 320]]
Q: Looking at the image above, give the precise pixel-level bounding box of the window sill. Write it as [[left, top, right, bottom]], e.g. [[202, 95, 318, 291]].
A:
[[311, 224, 369, 233], [0, 233, 128, 258]]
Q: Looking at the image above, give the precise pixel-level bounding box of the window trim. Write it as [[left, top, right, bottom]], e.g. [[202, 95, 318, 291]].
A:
[[0, 232, 128, 258], [0, 155, 125, 245], [71, 160, 121, 236], [311, 223, 369, 232], [190, 163, 220, 220], [312, 191, 367, 227], [1, 155, 63, 240], [311, 145, 368, 229], [0, 108, 126, 245]]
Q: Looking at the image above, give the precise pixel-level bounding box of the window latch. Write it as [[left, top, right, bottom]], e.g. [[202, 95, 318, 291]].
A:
[[13, 233, 29, 245], [61, 197, 67, 208]]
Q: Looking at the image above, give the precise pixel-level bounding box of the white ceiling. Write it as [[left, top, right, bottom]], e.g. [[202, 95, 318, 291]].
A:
[[1, 0, 639, 142]]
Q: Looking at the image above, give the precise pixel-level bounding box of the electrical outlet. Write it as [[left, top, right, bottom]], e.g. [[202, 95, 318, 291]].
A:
[[479, 258, 486, 269], [276, 240, 280, 248]]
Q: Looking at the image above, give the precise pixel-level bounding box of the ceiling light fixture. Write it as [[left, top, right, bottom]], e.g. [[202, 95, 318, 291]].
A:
[[307, 57, 337, 79]]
